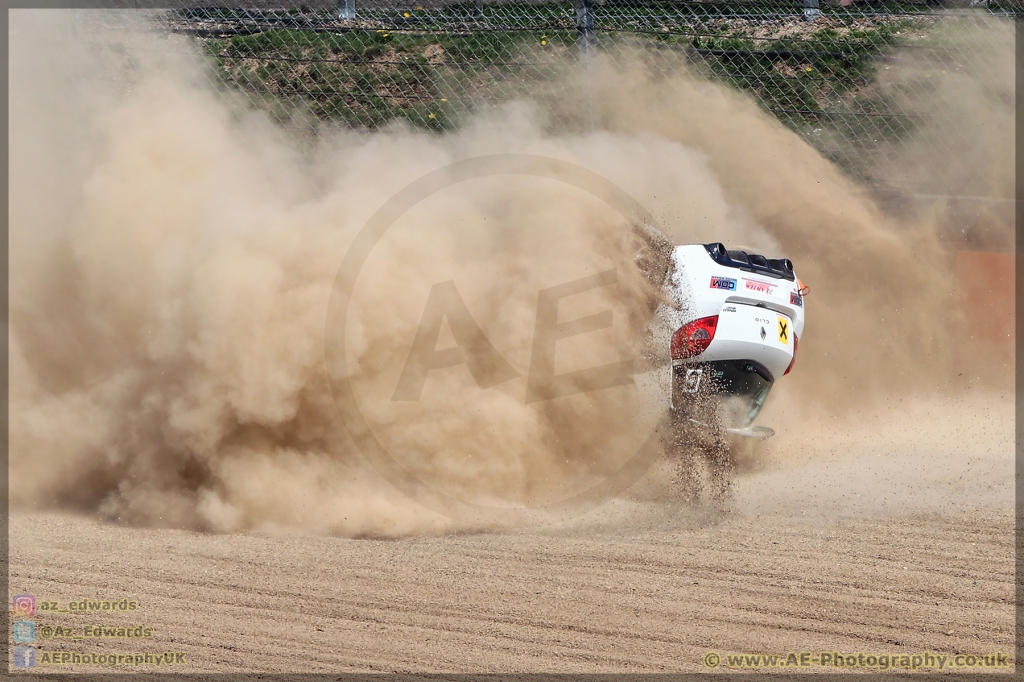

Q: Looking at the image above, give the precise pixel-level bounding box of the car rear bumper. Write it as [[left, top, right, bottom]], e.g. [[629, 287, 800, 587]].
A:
[[671, 359, 774, 429]]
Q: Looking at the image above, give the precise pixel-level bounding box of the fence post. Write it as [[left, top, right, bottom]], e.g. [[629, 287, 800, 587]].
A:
[[802, 0, 820, 21], [576, 0, 595, 54], [338, 0, 356, 20]]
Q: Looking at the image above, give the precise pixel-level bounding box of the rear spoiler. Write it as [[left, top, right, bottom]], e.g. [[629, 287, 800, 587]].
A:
[[703, 242, 796, 282]]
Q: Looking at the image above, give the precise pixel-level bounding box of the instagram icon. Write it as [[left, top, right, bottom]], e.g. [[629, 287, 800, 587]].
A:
[[12, 594, 35, 617]]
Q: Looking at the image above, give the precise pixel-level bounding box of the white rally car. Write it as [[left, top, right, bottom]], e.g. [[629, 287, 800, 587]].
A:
[[651, 242, 806, 501]]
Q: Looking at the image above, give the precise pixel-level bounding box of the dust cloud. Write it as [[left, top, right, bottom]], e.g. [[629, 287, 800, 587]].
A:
[[9, 10, 1013, 537]]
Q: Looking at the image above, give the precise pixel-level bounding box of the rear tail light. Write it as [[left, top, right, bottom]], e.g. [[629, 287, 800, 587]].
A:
[[671, 315, 719, 359], [784, 333, 799, 375]]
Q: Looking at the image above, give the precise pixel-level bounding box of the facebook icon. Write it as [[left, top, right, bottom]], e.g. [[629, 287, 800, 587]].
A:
[[13, 646, 36, 668]]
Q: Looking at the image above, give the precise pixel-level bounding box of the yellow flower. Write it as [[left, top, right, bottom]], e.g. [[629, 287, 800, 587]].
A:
[[441, 98, 447, 102], [541, 40, 547, 45], [429, 113, 436, 119], [403, 12, 410, 17]]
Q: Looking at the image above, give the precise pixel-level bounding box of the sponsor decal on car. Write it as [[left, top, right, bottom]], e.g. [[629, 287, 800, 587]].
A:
[[682, 368, 703, 393], [743, 278, 777, 294], [710, 276, 737, 291], [777, 316, 789, 345], [790, 291, 803, 307]]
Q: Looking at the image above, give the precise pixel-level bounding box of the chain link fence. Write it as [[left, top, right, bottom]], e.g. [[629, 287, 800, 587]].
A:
[[75, 2, 1016, 190]]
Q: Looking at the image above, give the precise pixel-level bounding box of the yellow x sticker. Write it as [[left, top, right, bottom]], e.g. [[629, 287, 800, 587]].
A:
[[777, 317, 789, 344]]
